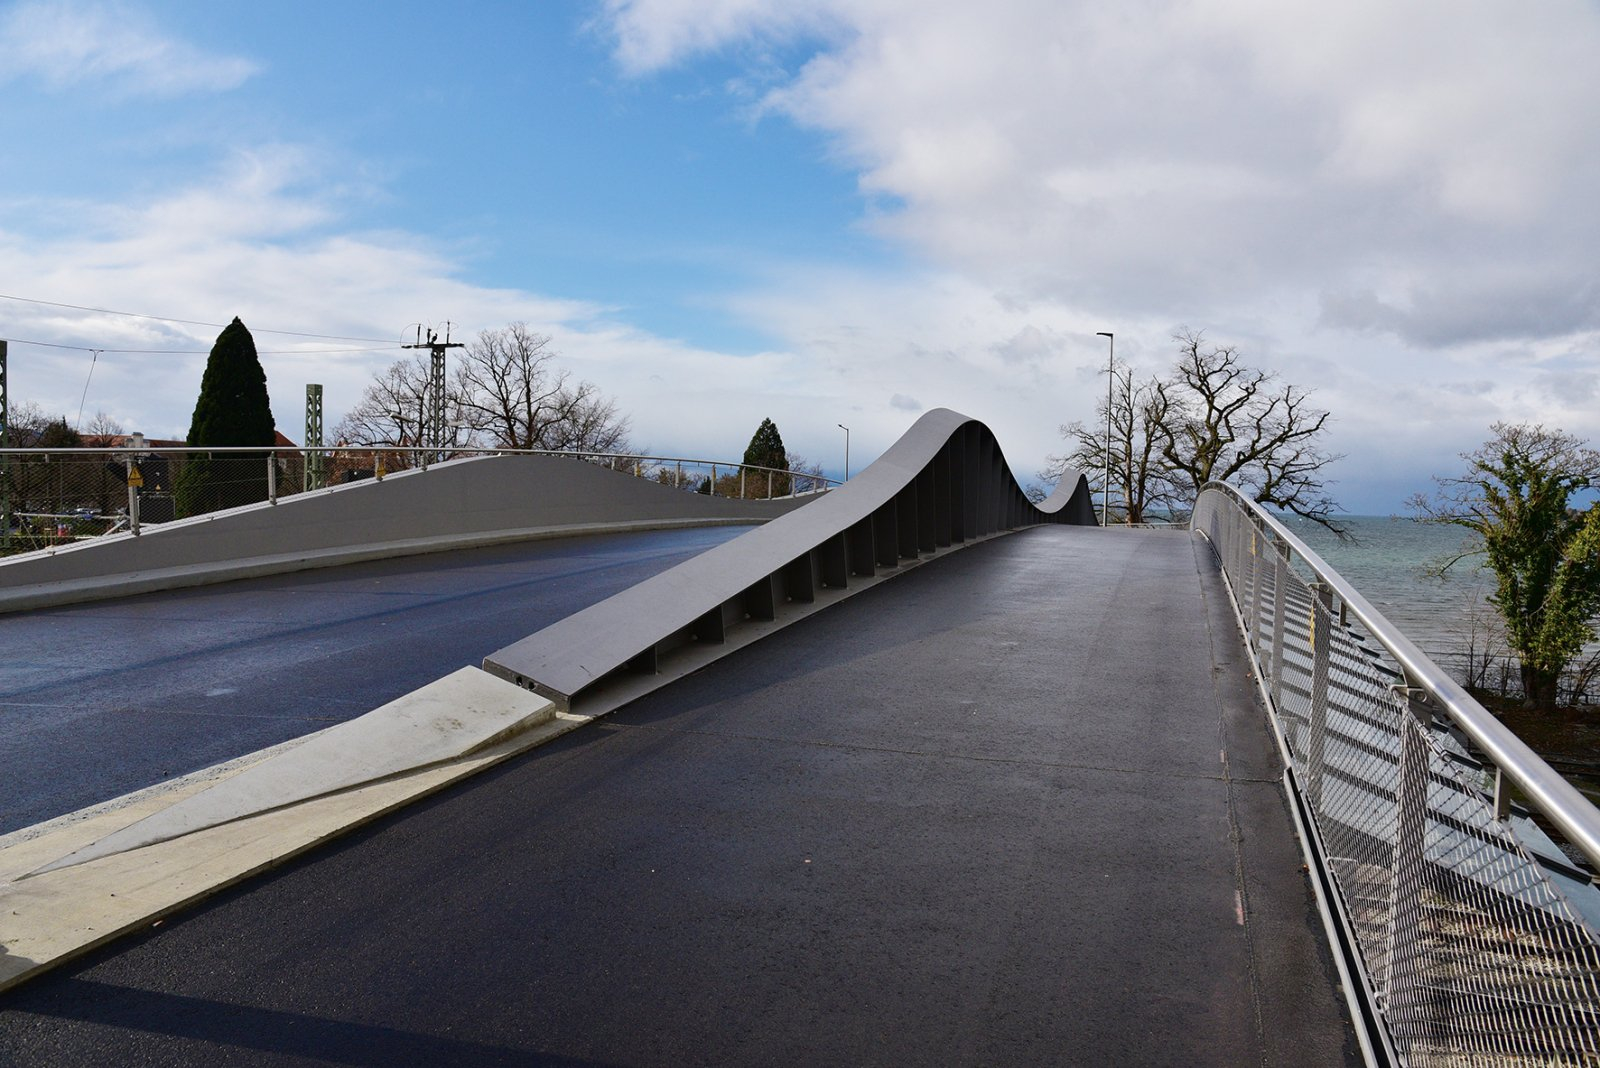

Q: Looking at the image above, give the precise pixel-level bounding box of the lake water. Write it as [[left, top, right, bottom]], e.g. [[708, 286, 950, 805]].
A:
[[1272, 514, 1503, 681]]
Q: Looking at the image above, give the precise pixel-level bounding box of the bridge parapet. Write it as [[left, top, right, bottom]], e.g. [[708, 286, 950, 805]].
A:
[[1196, 484, 1600, 1066], [485, 409, 1093, 715]]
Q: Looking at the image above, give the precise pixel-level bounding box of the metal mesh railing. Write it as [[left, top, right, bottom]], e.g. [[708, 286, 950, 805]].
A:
[[1195, 484, 1600, 1067], [0, 446, 837, 555]]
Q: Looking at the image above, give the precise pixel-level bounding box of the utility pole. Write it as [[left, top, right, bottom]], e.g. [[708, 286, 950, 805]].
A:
[[1, 339, 10, 552], [403, 323, 464, 465], [304, 384, 325, 491]]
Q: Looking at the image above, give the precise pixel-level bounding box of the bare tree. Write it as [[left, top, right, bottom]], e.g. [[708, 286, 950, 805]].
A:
[[331, 354, 471, 468], [3, 400, 50, 443], [1040, 358, 1177, 524], [1040, 330, 1343, 530], [84, 410, 124, 441], [456, 323, 631, 453], [1160, 330, 1344, 532]]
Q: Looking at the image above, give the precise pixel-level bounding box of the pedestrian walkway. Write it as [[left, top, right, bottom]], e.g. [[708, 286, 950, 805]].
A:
[[0, 526, 1357, 1066]]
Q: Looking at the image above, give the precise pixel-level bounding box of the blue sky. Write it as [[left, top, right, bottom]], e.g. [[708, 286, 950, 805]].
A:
[[4, 0, 1600, 510]]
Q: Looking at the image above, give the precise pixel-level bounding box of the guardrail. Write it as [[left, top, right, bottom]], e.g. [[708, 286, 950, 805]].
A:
[[0, 444, 834, 553], [1194, 483, 1600, 1067]]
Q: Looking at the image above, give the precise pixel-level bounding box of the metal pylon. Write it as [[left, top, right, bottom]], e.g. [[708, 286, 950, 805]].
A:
[[304, 383, 325, 491]]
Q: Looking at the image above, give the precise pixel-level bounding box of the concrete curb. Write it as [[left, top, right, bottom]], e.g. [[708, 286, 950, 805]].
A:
[[0, 517, 762, 615], [0, 669, 586, 994]]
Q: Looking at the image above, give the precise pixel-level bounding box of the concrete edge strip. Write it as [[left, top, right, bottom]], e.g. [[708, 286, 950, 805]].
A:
[[0, 517, 763, 615], [0, 682, 590, 994], [25, 667, 555, 876]]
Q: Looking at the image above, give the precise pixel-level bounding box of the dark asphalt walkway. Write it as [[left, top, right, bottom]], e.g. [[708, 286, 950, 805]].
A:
[[0, 526, 744, 833], [0, 525, 1357, 1066]]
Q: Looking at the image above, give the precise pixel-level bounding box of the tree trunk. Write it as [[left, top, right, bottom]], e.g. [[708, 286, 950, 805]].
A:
[[1520, 661, 1562, 712]]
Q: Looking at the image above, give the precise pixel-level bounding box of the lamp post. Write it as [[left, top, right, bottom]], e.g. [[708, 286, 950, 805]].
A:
[[837, 423, 850, 482], [1095, 332, 1114, 527]]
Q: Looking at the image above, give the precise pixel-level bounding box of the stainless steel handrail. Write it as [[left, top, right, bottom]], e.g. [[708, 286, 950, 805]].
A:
[[0, 445, 841, 489], [1198, 480, 1600, 870]]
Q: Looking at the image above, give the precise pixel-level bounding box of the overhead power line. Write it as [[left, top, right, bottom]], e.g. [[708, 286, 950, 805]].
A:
[[0, 291, 400, 345], [1, 336, 400, 356]]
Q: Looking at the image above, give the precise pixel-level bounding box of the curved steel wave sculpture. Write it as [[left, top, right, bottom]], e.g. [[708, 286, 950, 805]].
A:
[[485, 408, 1094, 715]]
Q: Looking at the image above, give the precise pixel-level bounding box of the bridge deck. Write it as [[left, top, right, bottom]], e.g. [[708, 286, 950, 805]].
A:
[[0, 525, 1356, 1066]]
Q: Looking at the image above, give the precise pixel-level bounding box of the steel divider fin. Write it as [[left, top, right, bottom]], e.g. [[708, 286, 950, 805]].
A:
[[820, 531, 849, 588], [932, 444, 952, 547], [691, 601, 732, 644], [916, 463, 938, 551], [742, 572, 781, 621], [847, 515, 876, 577], [783, 550, 818, 603], [977, 433, 994, 536], [990, 441, 1005, 530], [962, 425, 981, 539], [947, 435, 967, 543], [896, 482, 919, 559], [625, 645, 659, 675], [873, 500, 899, 567]]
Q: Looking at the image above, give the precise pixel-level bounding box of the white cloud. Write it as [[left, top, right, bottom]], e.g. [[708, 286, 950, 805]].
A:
[[605, 0, 1600, 335], [0, 0, 258, 96], [598, 0, 1600, 508], [0, 150, 852, 469], [889, 393, 920, 412]]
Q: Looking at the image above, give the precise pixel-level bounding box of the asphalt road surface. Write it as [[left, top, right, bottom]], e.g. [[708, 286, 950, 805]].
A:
[[0, 525, 746, 834], [0, 526, 1357, 1066]]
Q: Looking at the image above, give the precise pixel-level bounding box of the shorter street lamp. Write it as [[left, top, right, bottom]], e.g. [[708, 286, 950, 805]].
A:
[[1095, 332, 1114, 527], [838, 424, 850, 482]]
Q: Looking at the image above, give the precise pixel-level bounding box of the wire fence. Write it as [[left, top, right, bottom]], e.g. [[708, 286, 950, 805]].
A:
[[0, 446, 836, 555], [1195, 484, 1600, 1067]]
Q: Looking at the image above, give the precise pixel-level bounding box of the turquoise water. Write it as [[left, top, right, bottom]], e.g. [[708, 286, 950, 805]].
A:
[[1275, 515, 1501, 677]]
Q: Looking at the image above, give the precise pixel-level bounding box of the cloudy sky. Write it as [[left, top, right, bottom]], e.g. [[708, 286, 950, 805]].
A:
[[3, 0, 1597, 511]]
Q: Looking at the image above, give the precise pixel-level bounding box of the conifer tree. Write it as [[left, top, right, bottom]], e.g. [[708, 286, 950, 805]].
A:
[[742, 417, 790, 497], [174, 317, 276, 517]]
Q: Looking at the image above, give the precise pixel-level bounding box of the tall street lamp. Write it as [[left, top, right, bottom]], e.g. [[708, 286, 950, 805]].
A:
[[1096, 332, 1114, 527], [837, 423, 850, 482]]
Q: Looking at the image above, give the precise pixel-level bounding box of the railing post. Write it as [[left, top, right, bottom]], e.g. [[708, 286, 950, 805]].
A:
[[740, 467, 746, 499], [1384, 687, 1439, 1053], [125, 454, 140, 537], [1269, 538, 1288, 711], [1307, 581, 1333, 807], [710, 463, 716, 496], [1250, 516, 1266, 638], [1233, 506, 1248, 603], [267, 455, 278, 505]]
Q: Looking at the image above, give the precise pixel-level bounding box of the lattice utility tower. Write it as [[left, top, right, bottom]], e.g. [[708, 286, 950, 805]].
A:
[[403, 324, 463, 464], [303, 383, 325, 491]]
